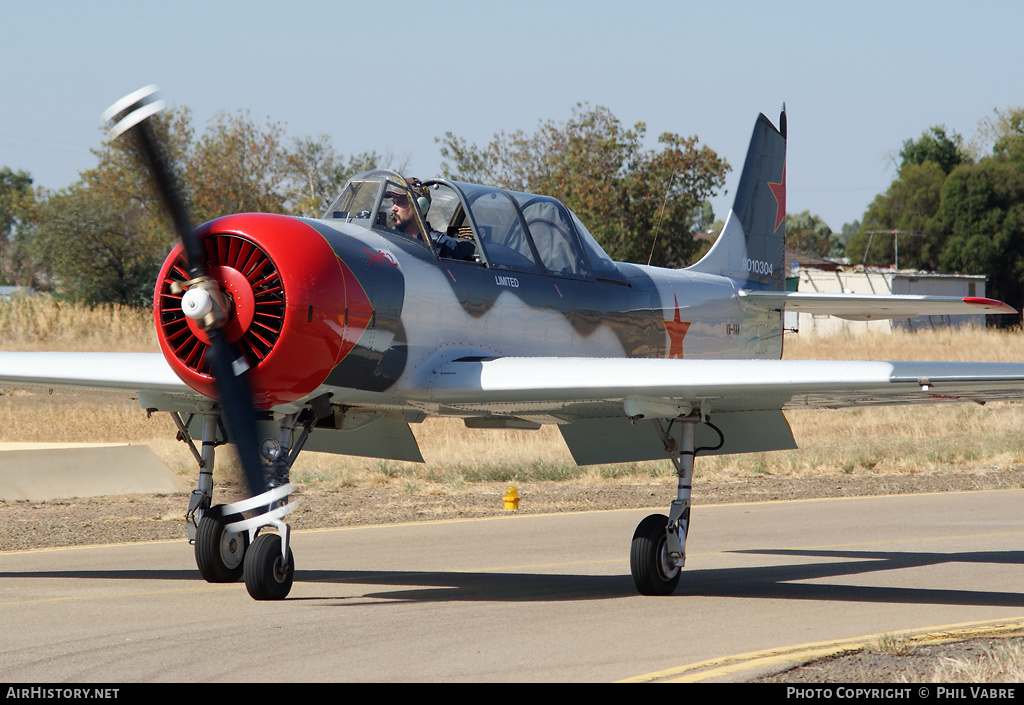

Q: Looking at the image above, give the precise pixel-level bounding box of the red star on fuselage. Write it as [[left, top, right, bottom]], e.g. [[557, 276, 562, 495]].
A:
[[664, 294, 690, 359], [768, 163, 786, 232]]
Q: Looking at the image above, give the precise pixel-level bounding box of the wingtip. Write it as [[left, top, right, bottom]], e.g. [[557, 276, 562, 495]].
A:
[[963, 297, 1017, 314]]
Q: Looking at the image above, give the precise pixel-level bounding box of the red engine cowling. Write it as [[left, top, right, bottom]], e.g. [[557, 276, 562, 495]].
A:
[[154, 213, 372, 408]]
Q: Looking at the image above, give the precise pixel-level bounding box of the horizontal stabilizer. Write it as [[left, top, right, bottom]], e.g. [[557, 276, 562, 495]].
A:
[[738, 290, 1016, 321]]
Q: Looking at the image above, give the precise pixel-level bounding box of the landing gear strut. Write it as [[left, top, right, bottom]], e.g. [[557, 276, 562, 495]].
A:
[[629, 413, 723, 596], [174, 396, 330, 600]]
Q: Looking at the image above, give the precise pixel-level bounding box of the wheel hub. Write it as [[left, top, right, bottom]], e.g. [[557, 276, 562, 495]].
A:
[[658, 535, 681, 581], [220, 529, 244, 570]]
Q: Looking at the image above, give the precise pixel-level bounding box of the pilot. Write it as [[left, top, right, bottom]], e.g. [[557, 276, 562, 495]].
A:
[[389, 178, 471, 260]]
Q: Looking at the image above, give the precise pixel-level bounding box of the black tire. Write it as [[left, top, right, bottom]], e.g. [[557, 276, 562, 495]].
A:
[[630, 514, 681, 596], [194, 506, 248, 583], [243, 533, 294, 600]]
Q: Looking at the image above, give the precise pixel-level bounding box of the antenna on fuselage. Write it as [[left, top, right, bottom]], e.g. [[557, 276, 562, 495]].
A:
[[646, 172, 676, 267]]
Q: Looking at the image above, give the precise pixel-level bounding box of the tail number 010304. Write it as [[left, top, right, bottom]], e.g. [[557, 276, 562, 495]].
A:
[[744, 258, 773, 276]]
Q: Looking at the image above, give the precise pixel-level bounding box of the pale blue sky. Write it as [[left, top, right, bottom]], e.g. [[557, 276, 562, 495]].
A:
[[2, 0, 1022, 233]]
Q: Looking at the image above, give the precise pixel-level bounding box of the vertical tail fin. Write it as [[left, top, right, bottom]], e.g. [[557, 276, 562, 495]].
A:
[[688, 108, 787, 291]]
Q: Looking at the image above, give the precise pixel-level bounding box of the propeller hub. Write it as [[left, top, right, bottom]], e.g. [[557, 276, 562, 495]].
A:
[[181, 287, 214, 320]]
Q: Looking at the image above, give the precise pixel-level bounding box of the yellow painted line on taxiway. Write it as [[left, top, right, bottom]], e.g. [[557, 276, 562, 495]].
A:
[[620, 619, 1024, 683]]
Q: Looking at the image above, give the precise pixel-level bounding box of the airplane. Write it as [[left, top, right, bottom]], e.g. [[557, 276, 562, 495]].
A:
[[3, 85, 1024, 600]]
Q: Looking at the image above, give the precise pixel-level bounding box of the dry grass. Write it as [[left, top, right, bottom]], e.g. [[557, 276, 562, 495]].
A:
[[870, 633, 919, 657], [2, 296, 1023, 490], [931, 641, 1024, 682], [761, 325, 1024, 482], [0, 295, 157, 352], [783, 325, 1024, 363]]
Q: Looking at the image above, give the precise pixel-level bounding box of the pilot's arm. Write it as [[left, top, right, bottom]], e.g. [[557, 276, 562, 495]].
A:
[[430, 228, 475, 260]]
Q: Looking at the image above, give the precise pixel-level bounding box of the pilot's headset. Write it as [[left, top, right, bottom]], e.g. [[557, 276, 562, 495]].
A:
[[405, 177, 431, 217]]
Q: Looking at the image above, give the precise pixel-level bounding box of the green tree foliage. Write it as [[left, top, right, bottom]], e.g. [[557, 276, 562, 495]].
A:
[[938, 159, 1024, 311], [0, 168, 34, 241], [847, 161, 947, 267], [27, 108, 194, 305], [785, 211, 842, 258], [849, 126, 972, 269], [0, 167, 40, 286], [32, 186, 167, 305], [898, 125, 971, 174], [437, 103, 729, 266], [838, 219, 860, 254], [848, 111, 1024, 318], [22, 106, 381, 305]]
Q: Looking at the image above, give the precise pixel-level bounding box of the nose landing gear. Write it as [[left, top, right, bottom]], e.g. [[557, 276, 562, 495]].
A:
[[177, 397, 330, 600]]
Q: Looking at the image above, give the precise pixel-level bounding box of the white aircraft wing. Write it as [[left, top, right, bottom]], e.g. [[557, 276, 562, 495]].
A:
[[420, 357, 1024, 413], [0, 351, 424, 462], [416, 357, 1024, 464], [5, 351, 1023, 466], [0, 352, 197, 408], [739, 289, 1016, 321]]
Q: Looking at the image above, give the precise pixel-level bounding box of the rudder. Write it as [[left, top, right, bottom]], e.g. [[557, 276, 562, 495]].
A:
[[688, 108, 787, 291]]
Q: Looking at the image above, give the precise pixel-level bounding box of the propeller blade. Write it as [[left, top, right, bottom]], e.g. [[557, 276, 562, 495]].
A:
[[103, 86, 266, 498]]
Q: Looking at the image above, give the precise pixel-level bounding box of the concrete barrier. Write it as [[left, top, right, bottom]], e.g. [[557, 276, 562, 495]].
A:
[[0, 444, 184, 501]]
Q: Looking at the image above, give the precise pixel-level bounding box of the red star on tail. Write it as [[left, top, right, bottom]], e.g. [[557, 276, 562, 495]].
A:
[[768, 163, 786, 232]]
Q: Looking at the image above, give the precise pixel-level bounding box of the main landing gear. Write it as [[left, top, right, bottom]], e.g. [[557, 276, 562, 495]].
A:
[[629, 413, 723, 596], [174, 399, 327, 600]]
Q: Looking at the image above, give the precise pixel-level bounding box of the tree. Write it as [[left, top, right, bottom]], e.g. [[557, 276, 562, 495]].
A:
[[785, 211, 842, 258], [0, 168, 33, 241], [850, 126, 972, 269], [844, 109, 1024, 320], [437, 103, 729, 266], [188, 110, 289, 223], [899, 125, 971, 175], [971, 106, 1024, 163], [27, 107, 196, 305], [31, 185, 166, 305], [850, 125, 971, 269], [29, 110, 188, 305], [283, 135, 381, 218], [837, 219, 860, 256], [25, 105, 386, 305], [0, 167, 40, 286], [847, 161, 947, 268], [938, 159, 1024, 314]]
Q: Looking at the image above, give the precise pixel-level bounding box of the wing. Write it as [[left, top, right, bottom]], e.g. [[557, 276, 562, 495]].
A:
[[420, 357, 1024, 411], [739, 289, 1016, 321], [0, 351, 426, 463], [414, 357, 1024, 464], [0, 352, 199, 408]]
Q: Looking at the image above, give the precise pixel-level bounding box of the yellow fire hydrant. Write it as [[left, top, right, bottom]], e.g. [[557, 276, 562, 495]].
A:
[[504, 485, 520, 511]]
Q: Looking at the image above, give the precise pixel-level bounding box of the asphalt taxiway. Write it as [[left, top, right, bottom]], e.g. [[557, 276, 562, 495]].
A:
[[3, 489, 1024, 681]]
